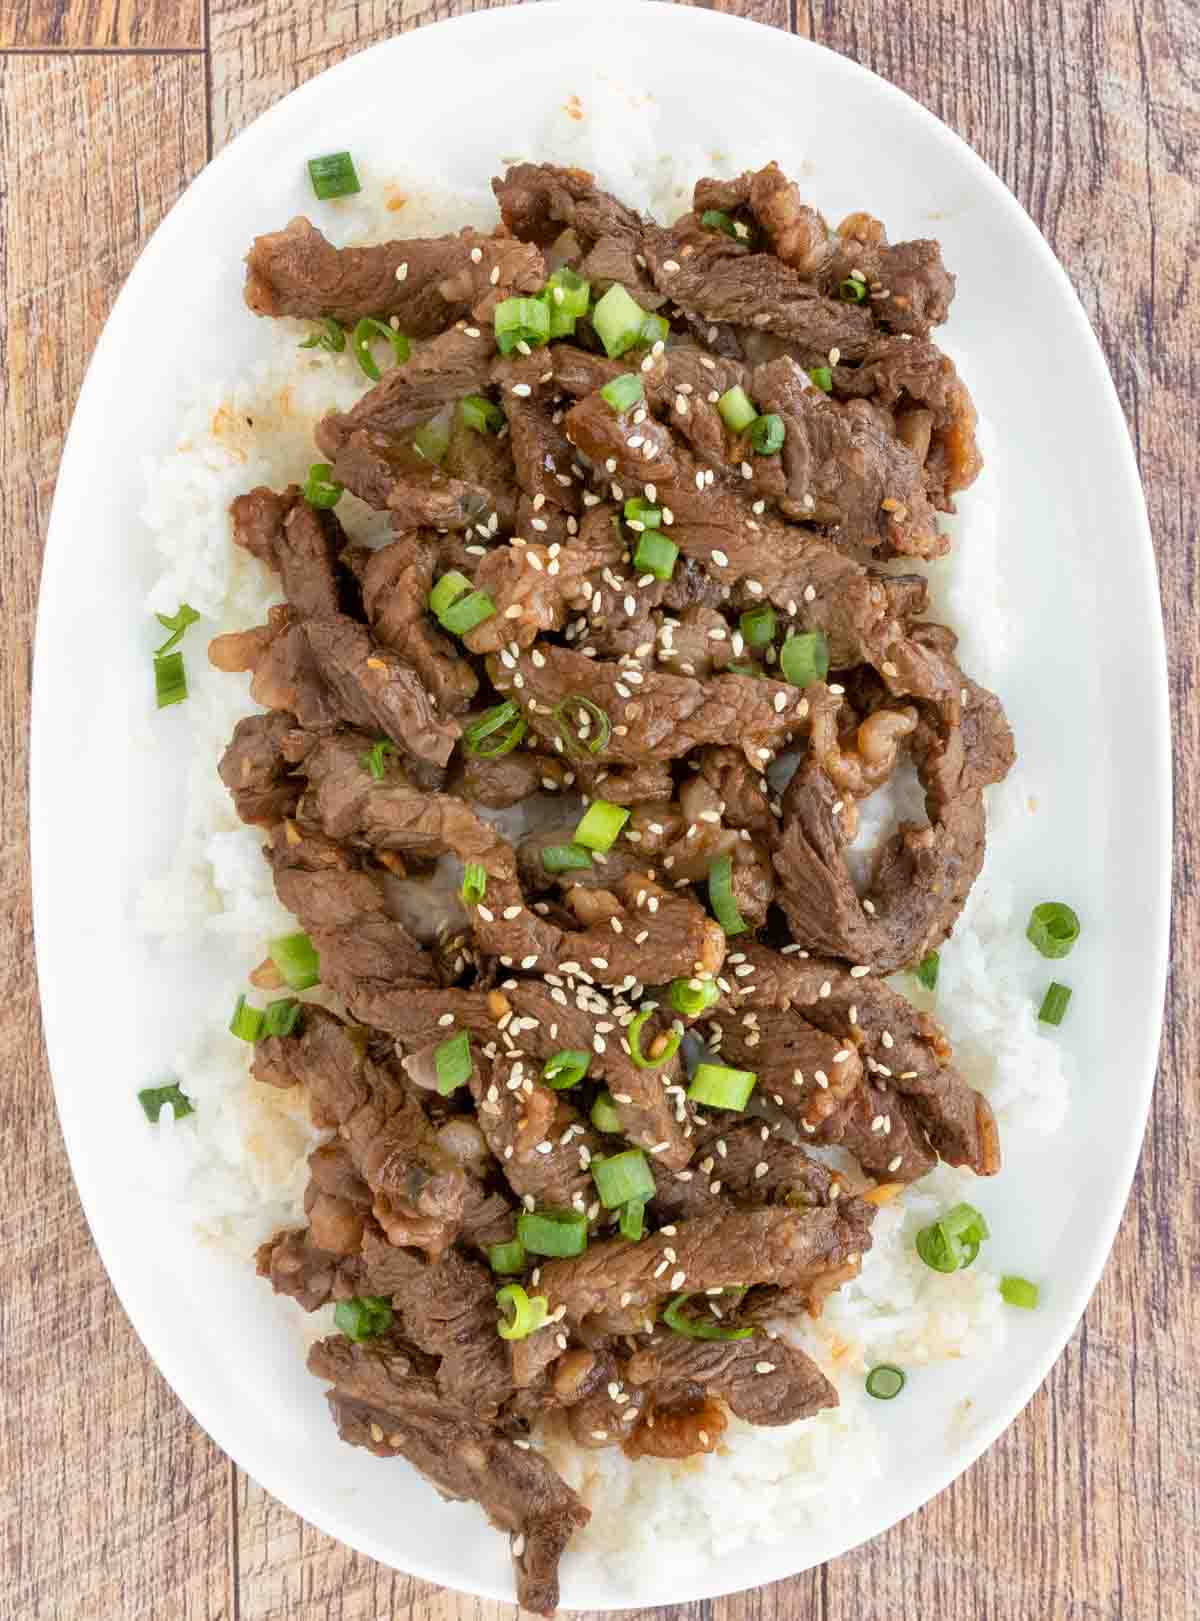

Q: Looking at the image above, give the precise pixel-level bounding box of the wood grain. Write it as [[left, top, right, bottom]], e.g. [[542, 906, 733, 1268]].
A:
[[2, 1, 1197, 1619]]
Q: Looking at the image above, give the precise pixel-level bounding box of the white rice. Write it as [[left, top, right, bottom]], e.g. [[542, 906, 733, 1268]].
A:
[[134, 145, 1070, 1569]]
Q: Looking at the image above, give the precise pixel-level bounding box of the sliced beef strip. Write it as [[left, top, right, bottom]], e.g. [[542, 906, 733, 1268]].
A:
[[229, 486, 352, 621], [462, 522, 621, 655], [563, 387, 679, 487], [443, 408, 521, 531], [330, 429, 496, 530], [302, 615, 461, 768], [245, 217, 544, 331], [706, 1003, 866, 1143], [218, 711, 304, 826], [250, 1002, 371, 1127], [213, 611, 344, 732], [647, 1119, 840, 1226], [471, 1050, 602, 1217], [316, 326, 498, 457], [255, 1228, 363, 1312], [493, 354, 584, 514], [308, 1333, 588, 1617], [822, 210, 956, 339], [360, 535, 479, 713], [452, 747, 571, 809], [624, 1326, 837, 1429]]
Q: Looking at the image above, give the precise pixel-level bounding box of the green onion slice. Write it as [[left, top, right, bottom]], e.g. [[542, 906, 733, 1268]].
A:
[[574, 798, 630, 853], [541, 842, 594, 875], [1038, 981, 1072, 1025], [1026, 902, 1081, 960], [435, 1030, 473, 1095], [334, 1295, 393, 1343], [708, 854, 748, 937], [303, 462, 344, 508], [808, 366, 833, 393], [545, 267, 591, 318], [624, 497, 662, 530], [488, 1239, 526, 1276], [915, 1203, 990, 1273], [749, 413, 785, 455], [669, 976, 720, 1018], [460, 862, 488, 906], [463, 701, 527, 759], [361, 738, 395, 781], [717, 385, 758, 433], [154, 651, 188, 709], [229, 995, 265, 1043], [517, 1208, 589, 1258], [739, 605, 776, 647], [915, 950, 940, 992], [439, 590, 496, 637], [299, 315, 346, 352], [351, 316, 410, 382], [592, 283, 648, 359], [590, 1091, 623, 1134], [865, 1364, 906, 1399], [1000, 1275, 1040, 1310], [600, 372, 644, 413], [269, 932, 321, 991], [592, 1148, 656, 1209], [639, 312, 670, 346], [663, 1291, 753, 1342], [839, 277, 867, 302], [554, 694, 612, 757], [413, 421, 449, 465], [496, 1283, 550, 1340], [633, 531, 678, 581], [460, 394, 504, 434], [687, 1062, 757, 1112], [542, 1050, 591, 1090], [154, 603, 200, 657], [700, 209, 740, 239], [619, 1198, 646, 1242], [494, 295, 551, 354], [429, 570, 473, 619], [137, 1081, 194, 1123], [780, 630, 830, 688], [307, 151, 361, 201], [263, 998, 302, 1038]]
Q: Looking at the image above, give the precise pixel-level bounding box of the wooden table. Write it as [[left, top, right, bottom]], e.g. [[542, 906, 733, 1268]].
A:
[[2, 2, 1196, 1616]]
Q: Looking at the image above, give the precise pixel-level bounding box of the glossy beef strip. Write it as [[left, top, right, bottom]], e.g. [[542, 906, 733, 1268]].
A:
[[308, 1333, 588, 1616], [316, 327, 499, 457], [330, 429, 496, 530], [452, 747, 571, 808], [245, 218, 544, 331], [461, 521, 622, 656], [360, 536, 479, 713], [443, 408, 521, 531], [646, 1119, 842, 1226], [229, 485, 352, 617], [255, 1227, 364, 1312], [624, 1326, 837, 1430], [218, 711, 305, 827]]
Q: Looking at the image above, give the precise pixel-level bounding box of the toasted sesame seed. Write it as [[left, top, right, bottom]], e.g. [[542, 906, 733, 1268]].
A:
[[512, 382, 532, 397], [850, 965, 872, 978], [888, 1155, 904, 1172], [755, 1362, 775, 1375]]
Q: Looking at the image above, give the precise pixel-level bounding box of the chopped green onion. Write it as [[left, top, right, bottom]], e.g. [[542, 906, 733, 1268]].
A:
[[229, 995, 265, 1043], [494, 295, 551, 354], [263, 998, 302, 1038], [351, 316, 410, 382], [749, 413, 785, 455], [708, 854, 748, 937], [269, 932, 321, 991], [915, 1203, 990, 1273], [808, 366, 833, 393], [554, 694, 612, 756], [1026, 902, 1081, 960], [439, 589, 496, 637], [154, 603, 200, 657], [488, 1240, 526, 1276], [628, 1007, 682, 1071], [496, 1282, 550, 1340], [413, 421, 449, 465], [687, 1062, 757, 1112], [461, 863, 488, 906], [669, 976, 720, 1018], [460, 394, 504, 434], [360, 738, 395, 781], [154, 651, 188, 709], [435, 1031, 473, 1095], [307, 151, 361, 201], [700, 209, 739, 239], [915, 951, 940, 992], [299, 315, 346, 352], [592, 1148, 656, 1209], [429, 570, 473, 619], [780, 630, 830, 688], [541, 842, 594, 875], [590, 1091, 623, 1134], [624, 497, 662, 530], [619, 1198, 646, 1241], [865, 1364, 906, 1399], [592, 283, 648, 359], [639, 312, 670, 346], [303, 462, 343, 508], [137, 1081, 193, 1123], [463, 701, 526, 759], [574, 798, 629, 852], [542, 1050, 590, 1090], [1000, 1275, 1040, 1310], [1038, 981, 1072, 1026], [517, 1208, 589, 1258], [334, 1295, 393, 1343], [633, 531, 678, 581], [839, 277, 867, 302], [663, 1291, 753, 1342], [545, 267, 591, 318], [727, 661, 763, 677], [739, 605, 777, 648], [717, 385, 758, 433], [600, 372, 644, 413]]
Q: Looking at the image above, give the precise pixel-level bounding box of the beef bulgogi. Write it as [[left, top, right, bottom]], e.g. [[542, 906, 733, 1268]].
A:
[[220, 159, 1008, 1613]]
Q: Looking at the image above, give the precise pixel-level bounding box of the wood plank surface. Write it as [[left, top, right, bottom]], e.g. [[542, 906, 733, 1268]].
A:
[[1, 2, 1196, 1619]]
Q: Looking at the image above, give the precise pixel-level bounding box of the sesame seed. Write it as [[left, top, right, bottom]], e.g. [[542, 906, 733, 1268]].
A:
[[662, 258, 681, 273], [754, 1161, 769, 1179], [888, 1155, 904, 1172], [755, 1362, 775, 1375], [712, 549, 729, 568], [670, 1269, 686, 1290], [512, 382, 532, 397], [437, 1013, 455, 1026], [850, 965, 872, 978]]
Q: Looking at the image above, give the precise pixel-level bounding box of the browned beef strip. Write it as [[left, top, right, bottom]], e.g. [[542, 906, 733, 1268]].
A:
[[443, 407, 521, 531], [462, 523, 621, 655], [218, 711, 303, 826], [316, 327, 498, 457], [647, 1119, 840, 1226], [624, 1327, 837, 1428], [245, 218, 544, 332], [208, 608, 342, 731], [471, 1050, 602, 1217], [229, 484, 353, 617], [822, 212, 956, 339], [330, 429, 496, 530], [302, 615, 460, 767], [452, 747, 570, 808], [308, 1333, 588, 1616], [360, 536, 479, 713], [563, 387, 679, 485], [255, 1228, 363, 1312]]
